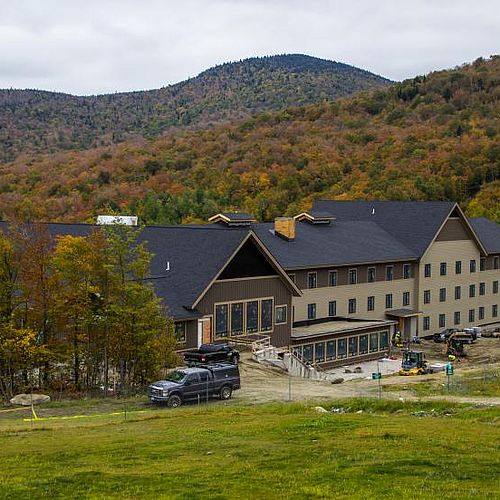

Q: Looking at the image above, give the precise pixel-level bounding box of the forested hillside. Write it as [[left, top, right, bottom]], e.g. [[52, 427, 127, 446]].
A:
[[0, 56, 499, 224], [0, 54, 389, 161]]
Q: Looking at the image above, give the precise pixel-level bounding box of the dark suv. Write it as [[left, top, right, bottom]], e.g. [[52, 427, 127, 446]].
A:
[[148, 363, 240, 408]]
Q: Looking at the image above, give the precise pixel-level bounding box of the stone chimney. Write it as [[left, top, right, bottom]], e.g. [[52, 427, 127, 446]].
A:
[[274, 217, 295, 241]]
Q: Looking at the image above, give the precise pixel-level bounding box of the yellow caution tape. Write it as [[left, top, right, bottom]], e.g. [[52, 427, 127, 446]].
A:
[[0, 407, 32, 413], [22, 409, 148, 422]]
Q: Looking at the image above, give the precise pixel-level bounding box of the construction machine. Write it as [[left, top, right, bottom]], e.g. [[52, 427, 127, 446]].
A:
[[446, 331, 473, 357], [399, 350, 428, 376]]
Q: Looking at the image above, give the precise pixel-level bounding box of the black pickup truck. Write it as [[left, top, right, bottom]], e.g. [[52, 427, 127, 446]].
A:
[[148, 363, 240, 408], [183, 343, 240, 366]]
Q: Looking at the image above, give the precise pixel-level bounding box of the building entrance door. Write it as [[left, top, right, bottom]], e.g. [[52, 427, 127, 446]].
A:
[[197, 317, 212, 347]]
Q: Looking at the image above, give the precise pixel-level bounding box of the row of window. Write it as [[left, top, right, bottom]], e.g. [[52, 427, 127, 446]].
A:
[[293, 330, 390, 364], [307, 292, 409, 320], [424, 257, 499, 278], [214, 299, 288, 338], [423, 281, 499, 304], [303, 264, 413, 289], [423, 305, 499, 330]]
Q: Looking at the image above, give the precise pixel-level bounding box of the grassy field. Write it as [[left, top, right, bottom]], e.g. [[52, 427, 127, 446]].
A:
[[384, 368, 500, 398], [0, 398, 499, 499]]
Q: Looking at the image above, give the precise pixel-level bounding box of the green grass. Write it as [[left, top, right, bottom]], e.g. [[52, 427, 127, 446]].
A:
[[384, 369, 500, 398], [0, 399, 499, 499]]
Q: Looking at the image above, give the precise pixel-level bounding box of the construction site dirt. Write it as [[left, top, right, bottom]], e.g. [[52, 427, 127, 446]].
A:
[[237, 336, 500, 405]]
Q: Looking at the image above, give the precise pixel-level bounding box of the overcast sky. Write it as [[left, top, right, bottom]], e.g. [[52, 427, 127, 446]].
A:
[[1, 0, 499, 95]]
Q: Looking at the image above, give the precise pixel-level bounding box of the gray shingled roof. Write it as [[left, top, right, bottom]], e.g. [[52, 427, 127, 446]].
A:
[[140, 225, 249, 318], [469, 217, 500, 254], [254, 220, 417, 269], [312, 200, 456, 257], [0, 222, 250, 320]]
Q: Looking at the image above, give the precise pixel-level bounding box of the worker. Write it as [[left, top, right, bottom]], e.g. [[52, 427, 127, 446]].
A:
[[448, 354, 456, 363]]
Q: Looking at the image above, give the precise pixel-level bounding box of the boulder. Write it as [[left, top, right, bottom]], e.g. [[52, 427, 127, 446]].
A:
[[10, 393, 51, 406], [314, 406, 328, 413], [331, 377, 344, 384]]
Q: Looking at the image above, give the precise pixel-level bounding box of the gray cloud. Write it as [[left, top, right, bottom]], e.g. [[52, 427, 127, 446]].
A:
[[0, 0, 498, 94]]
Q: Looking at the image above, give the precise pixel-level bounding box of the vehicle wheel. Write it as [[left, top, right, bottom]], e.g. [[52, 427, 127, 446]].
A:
[[166, 394, 182, 408], [220, 385, 232, 400]]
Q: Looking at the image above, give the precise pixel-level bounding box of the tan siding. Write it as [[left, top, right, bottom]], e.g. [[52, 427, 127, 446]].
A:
[[416, 239, 500, 333], [292, 278, 417, 321]]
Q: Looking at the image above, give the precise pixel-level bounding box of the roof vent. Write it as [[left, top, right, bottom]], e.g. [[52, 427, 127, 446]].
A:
[[208, 212, 256, 226], [294, 211, 335, 225], [96, 215, 138, 226]]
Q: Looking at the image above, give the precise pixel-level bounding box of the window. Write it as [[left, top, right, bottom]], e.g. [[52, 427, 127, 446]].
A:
[[288, 273, 296, 284], [379, 331, 389, 350], [439, 314, 446, 328], [359, 335, 368, 354], [385, 265, 394, 281], [367, 296, 375, 311], [440, 262, 447, 276], [479, 282, 485, 296], [348, 337, 358, 357], [424, 263, 432, 278], [369, 333, 379, 352], [275, 305, 287, 325], [424, 290, 431, 304], [469, 309, 475, 323], [494, 256, 500, 270], [328, 300, 337, 317], [367, 267, 376, 283], [174, 322, 186, 343], [307, 272, 317, 289], [455, 260, 462, 274], [385, 293, 393, 309], [454, 311, 460, 326], [326, 340, 336, 361], [246, 301, 258, 333], [470, 259, 476, 273], [469, 284, 476, 298], [479, 307, 485, 320], [348, 299, 357, 314], [480, 258, 486, 272], [302, 344, 313, 363], [493, 305, 498, 318], [423, 316, 430, 331], [328, 271, 337, 287], [314, 342, 325, 363], [307, 303, 316, 320], [403, 264, 412, 279], [215, 304, 229, 338], [261, 299, 273, 332], [494, 281, 499, 294], [231, 302, 244, 335], [439, 288, 446, 303], [402, 291, 410, 307], [455, 286, 461, 300], [337, 338, 347, 359], [348, 269, 357, 285]]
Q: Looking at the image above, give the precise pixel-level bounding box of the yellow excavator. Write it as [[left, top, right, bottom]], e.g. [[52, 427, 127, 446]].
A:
[[399, 350, 429, 376]]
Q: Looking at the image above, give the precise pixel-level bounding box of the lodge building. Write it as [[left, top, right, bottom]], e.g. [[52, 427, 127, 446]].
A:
[[157, 201, 500, 368], [14, 201, 500, 369]]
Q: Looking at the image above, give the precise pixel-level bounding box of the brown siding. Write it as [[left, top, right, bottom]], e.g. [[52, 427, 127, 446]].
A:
[[182, 320, 199, 350], [197, 277, 293, 347], [436, 218, 471, 241], [289, 262, 414, 289]]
